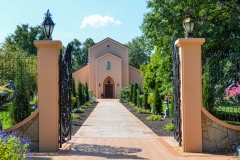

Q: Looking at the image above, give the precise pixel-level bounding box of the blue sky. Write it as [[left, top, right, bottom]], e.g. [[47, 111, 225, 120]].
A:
[[0, 0, 149, 46]]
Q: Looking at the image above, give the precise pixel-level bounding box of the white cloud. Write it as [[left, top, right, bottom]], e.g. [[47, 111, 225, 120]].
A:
[[80, 14, 122, 28]]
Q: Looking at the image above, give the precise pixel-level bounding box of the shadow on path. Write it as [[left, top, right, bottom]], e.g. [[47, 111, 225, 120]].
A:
[[60, 144, 147, 159]]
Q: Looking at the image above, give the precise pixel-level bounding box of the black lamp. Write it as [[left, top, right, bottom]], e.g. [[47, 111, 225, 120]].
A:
[[183, 11, 194, 38], [42, 9, 55, 40]]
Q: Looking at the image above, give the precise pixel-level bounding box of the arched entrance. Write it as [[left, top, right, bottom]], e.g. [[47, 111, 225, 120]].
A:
[[103, 76, 115, 98]]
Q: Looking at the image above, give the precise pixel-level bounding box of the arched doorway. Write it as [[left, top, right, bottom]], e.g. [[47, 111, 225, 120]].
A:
[[103, 76, 115, 98]]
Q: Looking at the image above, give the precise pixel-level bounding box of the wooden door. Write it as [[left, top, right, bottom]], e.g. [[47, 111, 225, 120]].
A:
[[105, 84, 113, 98]]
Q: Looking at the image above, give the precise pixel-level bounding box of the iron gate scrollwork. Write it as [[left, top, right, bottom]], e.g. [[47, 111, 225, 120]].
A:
[[59, 43, 72, 148], [172, 43, 182, 146]]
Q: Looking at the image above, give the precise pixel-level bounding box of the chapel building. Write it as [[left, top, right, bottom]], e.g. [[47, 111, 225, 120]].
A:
[[73, 38, 142, 99]]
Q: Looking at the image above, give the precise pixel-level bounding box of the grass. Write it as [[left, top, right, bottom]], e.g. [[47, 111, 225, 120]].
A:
[[223, 120, 240, 126], [214, 103, 240, 113]]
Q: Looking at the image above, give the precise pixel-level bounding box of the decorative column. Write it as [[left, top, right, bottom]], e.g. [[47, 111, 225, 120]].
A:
[[34, 40, 62, 152], [175, 38, 205, 152]]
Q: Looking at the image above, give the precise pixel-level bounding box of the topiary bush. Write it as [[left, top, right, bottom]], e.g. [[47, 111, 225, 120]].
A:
[[78, 81, 83, 105], [143, 91, 150, 110], [137, 87, 141, 107], [133, 83, 138, 105], [0, 130, 31, 159], [129, 83, 133, 102], [85, 82, 89, 102], [153, 84, 162, 115]]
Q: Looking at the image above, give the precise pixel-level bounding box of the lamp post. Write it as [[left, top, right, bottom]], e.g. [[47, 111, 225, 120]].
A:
[[42, 9, 55, 40], [182, 11, 194, 38], [164, 94, 171, 118]]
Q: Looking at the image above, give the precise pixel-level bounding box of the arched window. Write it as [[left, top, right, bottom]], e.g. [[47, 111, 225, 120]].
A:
[[106, 61, 111, 70]]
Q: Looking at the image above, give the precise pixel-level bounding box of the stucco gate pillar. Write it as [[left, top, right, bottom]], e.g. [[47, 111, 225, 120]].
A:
[[175, 38, 205, 152], [34, 40, 62, 152]]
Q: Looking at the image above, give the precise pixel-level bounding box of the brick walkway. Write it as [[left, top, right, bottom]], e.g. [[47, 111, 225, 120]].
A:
[[32, 99, 235, 160]]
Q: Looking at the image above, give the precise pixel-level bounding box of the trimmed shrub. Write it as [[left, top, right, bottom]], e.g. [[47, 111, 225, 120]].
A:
[[146, 115, 162, 121], [143, 91, 150, 110], [164, 123, 174, 131], [74, 108, 84, 113], [78, 81, 83, 105], [133, 83, 138, 105], [119, 87, 130, 103], [137, 87, 141, 107], [137, 109, 150, 114], [153, 84, 162, 115], [133, 107, 141, 111], [71, 113, 81, 119], [129, 83, 133, 102], [85, 82, 89, 102], [81, 105, 87, 109]]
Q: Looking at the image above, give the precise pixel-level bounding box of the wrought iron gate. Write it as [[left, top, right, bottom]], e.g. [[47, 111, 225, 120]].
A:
[[172, 43, 182, 146], [59, 43, 72, 148]]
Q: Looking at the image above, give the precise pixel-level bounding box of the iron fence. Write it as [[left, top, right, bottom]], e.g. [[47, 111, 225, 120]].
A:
[[202, 51, 240, 125], [0, 52, 38, 129]]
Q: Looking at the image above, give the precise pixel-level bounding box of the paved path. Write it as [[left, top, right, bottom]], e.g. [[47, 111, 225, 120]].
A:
[[32, 99, 235, 160]]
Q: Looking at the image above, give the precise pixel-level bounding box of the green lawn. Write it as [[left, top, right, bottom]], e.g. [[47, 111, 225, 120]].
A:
[[214, 103, 240, 113]]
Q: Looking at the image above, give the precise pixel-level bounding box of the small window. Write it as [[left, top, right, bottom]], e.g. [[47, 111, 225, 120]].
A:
[[106, 61, 111, 70]]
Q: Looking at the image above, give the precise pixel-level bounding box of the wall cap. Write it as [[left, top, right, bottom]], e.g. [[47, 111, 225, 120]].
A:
[[4, 108, 39, 133], [175, 38, 205, 47], [202, 107, 240, 131], [34, 40, 62, 48]]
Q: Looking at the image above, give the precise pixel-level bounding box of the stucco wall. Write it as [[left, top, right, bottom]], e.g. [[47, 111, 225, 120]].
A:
[[96, 53, 121, 98], [5, 108, 39, 142], [201, 107, 240, 152], [129, 65, 142, 87], [89, 38, 128, 95], [73, 65, 89, 89]]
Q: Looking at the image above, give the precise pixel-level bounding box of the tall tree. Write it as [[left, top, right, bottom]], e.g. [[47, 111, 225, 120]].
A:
[[70, 38, 95, 72], [3, 24, 45, 55], [126, 36, 153, 69], [140, 0, 240, 97]]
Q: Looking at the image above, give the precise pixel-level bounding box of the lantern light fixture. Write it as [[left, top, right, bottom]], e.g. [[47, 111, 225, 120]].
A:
[[182, 11, 194, 38], [42, 9, 55, 40]]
